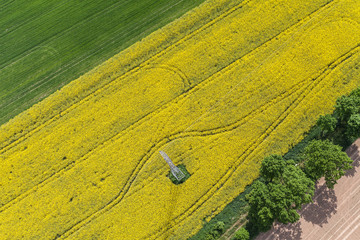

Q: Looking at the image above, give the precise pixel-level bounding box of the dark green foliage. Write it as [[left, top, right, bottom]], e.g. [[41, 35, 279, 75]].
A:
[[304, 139, 353, 188], [313, 87, 360, 148], [168, 164, 191, 184], [347, 114, 360, 139], [247, 181, 274, 231], [213, 221, 225, 233], [317, 114, 337, 137], [232, 227, 250, 240], [246, 155, 314, 231], [334, 94, 360, 124], [260, 154, 285, 183], [202, 221, 225, 240], [283, 124, 322, 163], [280, 165, 314, 209]]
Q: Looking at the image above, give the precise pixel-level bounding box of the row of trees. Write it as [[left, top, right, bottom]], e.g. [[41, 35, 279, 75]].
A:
[[200, 87, 359, 240], [205, 138, 353, 239], [247, 140, 353, 232], [245, 87, 360, 236]]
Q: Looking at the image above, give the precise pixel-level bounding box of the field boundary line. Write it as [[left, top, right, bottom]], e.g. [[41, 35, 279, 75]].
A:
[[0, 0, 337, 154], [59, 32, 360, 240], [145, 42, 360, 240], [2, 5, 352, 214], [0, 0, 347, 219], [0, 1, 352, 238], [0, 0, 253, 152], [0, 0, 192, 111], [0, 21, 307, 214]]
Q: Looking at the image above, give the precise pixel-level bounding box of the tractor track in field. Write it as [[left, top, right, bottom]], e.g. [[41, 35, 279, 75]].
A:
[[0, 0, 354, 238], [56, 43, 360, 240], [0, 0, 193, 119], [0, 27, 308, 215], [2, 7, 355, 217], [0, 0, 352, 222], [0, 0, 335, 154], [0, 0, 253, 151], [144, 46, 360, 240]]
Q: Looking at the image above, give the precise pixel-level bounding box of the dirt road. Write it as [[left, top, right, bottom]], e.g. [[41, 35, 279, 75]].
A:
[[256, 139, 360, 240]]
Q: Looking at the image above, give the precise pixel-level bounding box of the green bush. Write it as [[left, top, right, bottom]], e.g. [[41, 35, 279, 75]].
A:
[[202, 221, 225, 240], [232, 227, 250, 240], [213, 221, 225, 233]]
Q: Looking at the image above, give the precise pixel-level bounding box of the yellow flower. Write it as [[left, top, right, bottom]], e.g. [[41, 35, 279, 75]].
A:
[[1, 0, 360, 239]]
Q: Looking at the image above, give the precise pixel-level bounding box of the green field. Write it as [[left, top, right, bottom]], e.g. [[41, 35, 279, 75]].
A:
[[0, 0, 205, 125]]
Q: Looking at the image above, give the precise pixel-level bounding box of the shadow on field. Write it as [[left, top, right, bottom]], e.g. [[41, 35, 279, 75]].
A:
[[345, 142, 360, 177], [301, 183, 337, 226], [270, 221, 303, 240]]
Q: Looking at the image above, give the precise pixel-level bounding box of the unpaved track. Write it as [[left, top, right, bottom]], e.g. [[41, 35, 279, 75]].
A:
[[256, 138, 360, 240]]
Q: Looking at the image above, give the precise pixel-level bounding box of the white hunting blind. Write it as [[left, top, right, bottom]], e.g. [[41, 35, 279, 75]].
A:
[[159, 150, 185, 181]]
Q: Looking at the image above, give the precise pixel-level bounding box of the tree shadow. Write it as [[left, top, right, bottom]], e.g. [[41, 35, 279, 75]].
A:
[[272, 221, 302, 240], [254, 221, 302, 240], [345, 143, 360, 177], [301, 183, 337, 226]]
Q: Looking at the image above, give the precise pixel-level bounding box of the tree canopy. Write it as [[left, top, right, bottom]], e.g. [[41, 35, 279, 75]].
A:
[[347, 113, 360, 139], [233, 227, 250, 240], [247, 155, 314, 231], [260, 154, 286, 183], [304, 139, 353, 188], [335, 92, 360, 124], [316, 114, 337, 137]]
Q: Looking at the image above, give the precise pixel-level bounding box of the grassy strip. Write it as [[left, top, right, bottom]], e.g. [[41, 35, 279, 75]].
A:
[[0, 0, 206, 125], [188, 185, 252, 240]]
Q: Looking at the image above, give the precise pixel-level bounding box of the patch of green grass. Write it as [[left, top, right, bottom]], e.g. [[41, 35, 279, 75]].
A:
[[189, 185, 252, 240], [168, 164, 191, 184], [0, 0, 205, 125]]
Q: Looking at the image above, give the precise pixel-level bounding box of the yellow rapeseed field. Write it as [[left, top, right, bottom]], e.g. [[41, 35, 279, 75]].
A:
[[1, 0, 360, 239]]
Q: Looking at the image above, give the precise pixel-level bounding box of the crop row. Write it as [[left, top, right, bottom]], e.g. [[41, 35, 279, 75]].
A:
[[1, 0, 360, 239]]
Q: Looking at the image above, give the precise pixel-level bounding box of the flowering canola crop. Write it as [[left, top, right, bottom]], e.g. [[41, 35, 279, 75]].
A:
[[1, 0, 360, 239]]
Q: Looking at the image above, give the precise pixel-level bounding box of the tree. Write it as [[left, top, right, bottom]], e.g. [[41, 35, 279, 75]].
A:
[[247, 155, 314, 230], [347, 114, 360, 139], [334, 95, 360, 124], [205, 221, 225, 239], [246, 181, 274, 231], [304, 139, 353, 188], [316, 114, 337, 137], [281, 165, 314, 209], [260, 154, 285, 183], [267, 164, 314, 224], [232, 227, 250, 240], [212, 221, 225, 233]]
